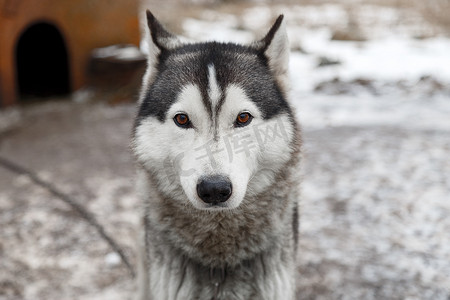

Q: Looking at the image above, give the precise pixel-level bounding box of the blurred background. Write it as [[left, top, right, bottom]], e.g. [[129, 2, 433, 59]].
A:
[[0, 0, 449, 299]]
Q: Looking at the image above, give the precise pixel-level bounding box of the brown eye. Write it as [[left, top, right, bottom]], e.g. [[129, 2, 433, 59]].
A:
[[235, 112, 252, 127], [174, 113, 190, 128]]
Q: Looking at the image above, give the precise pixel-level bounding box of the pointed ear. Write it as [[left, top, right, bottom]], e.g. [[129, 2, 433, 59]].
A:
[[146, 10, 182, 51], [139, 10, 183, 104], [257, 15, 290, 91]]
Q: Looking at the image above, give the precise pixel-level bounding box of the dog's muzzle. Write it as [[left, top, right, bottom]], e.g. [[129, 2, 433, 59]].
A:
[[196, 175, 232, 205]]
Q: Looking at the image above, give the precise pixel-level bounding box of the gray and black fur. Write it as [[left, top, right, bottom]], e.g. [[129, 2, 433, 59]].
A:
[[132, 10, 301, 300]]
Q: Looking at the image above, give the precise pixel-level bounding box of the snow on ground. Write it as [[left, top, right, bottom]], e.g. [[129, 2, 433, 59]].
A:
[[1, 2, 449, 299]]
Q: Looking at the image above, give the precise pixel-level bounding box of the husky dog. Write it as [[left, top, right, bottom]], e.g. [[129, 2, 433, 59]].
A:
[[132, 10, 301, 300]]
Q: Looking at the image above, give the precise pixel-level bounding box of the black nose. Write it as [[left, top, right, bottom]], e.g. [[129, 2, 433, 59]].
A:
[[197, 175, 232, 204]]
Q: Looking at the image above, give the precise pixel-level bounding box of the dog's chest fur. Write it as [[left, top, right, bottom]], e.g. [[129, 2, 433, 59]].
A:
[[147, 249, 295, 300]]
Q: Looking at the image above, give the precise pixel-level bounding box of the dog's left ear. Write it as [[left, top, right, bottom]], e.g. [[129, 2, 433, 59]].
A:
[[256, 15, 290, 91]]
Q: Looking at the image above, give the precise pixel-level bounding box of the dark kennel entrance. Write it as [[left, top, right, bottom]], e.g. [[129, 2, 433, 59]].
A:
[[16, 22, 70, 98]]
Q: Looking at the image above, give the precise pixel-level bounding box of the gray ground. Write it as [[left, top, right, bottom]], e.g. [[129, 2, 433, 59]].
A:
[[1, 96, 448, 299], [0, 101, 137, 300]]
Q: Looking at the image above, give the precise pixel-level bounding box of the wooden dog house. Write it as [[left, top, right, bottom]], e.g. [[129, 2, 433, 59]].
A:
[[0, 0, 140, 106]]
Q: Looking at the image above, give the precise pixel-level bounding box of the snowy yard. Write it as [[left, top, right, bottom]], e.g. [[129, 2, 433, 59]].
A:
[[1, 1, 449, 299]]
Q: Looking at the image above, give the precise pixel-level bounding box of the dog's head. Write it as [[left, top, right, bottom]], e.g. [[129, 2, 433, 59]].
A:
[[132, 11, 297, 210]]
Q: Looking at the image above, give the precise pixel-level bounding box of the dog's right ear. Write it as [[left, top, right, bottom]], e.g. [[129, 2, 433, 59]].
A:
[[139, 11, 184, 104], [146, 10, 182, 53], [140, 11, 183, 105]]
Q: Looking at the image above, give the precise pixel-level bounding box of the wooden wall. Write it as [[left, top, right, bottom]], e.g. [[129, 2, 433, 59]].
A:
[[0, 0, 140, 106]]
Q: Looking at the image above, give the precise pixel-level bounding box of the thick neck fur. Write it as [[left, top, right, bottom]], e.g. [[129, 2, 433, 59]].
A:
[[144, 175, 297, 264]]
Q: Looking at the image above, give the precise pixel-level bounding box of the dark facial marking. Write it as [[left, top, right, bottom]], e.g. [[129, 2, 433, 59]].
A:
[[136, 42, 291, 129]]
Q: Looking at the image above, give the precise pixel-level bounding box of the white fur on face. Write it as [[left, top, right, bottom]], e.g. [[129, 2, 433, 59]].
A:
[[218, 84, 295, 198], [133, 79, 294, 210], [207, 64, 221, 112]]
